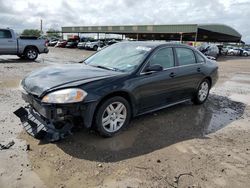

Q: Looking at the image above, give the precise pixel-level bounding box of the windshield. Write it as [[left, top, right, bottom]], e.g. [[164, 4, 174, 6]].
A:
[[85, 42, 152, 72]]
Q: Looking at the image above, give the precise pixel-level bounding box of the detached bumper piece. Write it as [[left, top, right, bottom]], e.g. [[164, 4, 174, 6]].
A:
[[14, 106, 73, 142]]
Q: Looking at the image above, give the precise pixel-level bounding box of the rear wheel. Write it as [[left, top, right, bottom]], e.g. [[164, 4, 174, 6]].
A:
[[95, 96, 131, 137], [25, 47, 38, 60], [193, 79, 210, 105], [243, 52, 248, 57]]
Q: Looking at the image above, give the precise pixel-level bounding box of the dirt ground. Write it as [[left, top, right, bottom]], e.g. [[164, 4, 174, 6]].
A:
[[0, 47, 250, 188]]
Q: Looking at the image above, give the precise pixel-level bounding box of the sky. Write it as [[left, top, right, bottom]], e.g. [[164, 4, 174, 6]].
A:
[[0, 0, 250, 42]]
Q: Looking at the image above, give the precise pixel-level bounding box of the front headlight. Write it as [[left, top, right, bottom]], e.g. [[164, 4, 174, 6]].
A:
[[41, 88, 87, 104], [19, 81, 27, 94]]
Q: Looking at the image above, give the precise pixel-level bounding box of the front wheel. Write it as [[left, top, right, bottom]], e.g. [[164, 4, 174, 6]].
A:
[[25, 47, 38, 60], [93, 45, 98, 51], [193, 79, 210, 105], [95, 96, 131, 137]]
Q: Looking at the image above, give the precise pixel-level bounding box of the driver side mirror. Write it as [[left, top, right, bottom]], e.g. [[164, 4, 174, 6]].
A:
[[145, 64, 163, 72]]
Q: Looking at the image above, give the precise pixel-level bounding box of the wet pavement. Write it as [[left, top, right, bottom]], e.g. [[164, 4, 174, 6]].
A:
[[53, 94, 245, 162], [0, 48, 250, 188]]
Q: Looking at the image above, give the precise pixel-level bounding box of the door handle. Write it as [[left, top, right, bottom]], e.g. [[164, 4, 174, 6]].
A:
[[8, 40, 14, 42], [197, 67, 201, 72], [169, 72, 176, 78]]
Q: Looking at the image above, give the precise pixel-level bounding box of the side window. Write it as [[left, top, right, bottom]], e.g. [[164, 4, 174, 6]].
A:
[[0, 30, 12, 39], [196, 52, 205, 63], [149, 48, 174, 69], [176, 48, 196, 66]]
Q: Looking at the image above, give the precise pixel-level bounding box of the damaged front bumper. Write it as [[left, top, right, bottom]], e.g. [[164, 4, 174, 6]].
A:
[[14, 92, 97, 142], [14, 106, 73, 142]]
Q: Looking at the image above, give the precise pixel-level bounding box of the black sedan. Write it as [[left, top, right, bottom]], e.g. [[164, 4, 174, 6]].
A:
[[14, 42, 218, 141]]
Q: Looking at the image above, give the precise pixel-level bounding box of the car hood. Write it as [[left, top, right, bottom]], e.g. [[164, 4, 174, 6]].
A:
[[21, 64, 121, 97]]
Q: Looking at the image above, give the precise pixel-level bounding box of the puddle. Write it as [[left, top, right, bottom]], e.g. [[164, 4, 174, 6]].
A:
[[204, 96, 245, 134], [0, 79, 21, 89]]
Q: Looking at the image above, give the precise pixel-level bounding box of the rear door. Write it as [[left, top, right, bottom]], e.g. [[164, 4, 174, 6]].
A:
[[174, 47, 205, 99], [0, 29, 17, 54]]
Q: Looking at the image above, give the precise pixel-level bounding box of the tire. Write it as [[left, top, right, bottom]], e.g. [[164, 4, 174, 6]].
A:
[[93, 45, 98, 51], [229, 52, 235, 56], [193, 79, 211, 105], [25, 47, 38, 60], [95, 96, 131, 137], [243, 52, 248, 57]]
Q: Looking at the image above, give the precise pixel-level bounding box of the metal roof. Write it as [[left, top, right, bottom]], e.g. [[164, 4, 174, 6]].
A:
[[62, 24, 198, 34], [197, 24, 241, 38], [61, 24, 242, 42]]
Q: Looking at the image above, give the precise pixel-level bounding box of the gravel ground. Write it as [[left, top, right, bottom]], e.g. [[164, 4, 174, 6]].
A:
[[0, 47, 250, 188]]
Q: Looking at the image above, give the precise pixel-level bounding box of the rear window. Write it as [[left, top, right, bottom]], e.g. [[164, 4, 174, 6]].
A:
[[176, 48, 196, 66], [0, 30, 12, 39]]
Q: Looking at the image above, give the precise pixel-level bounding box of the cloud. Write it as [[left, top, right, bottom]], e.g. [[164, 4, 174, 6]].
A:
[[0, 0, 249, 42]]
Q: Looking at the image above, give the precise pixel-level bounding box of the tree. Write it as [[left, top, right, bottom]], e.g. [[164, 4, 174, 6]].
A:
[[21, 29, 41, 37], [46, 28, 61, 38]]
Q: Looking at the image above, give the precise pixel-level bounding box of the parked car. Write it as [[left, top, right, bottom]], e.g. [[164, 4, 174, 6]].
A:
[[98, 39, 120, 51], [55, 40, 67, 48], [217, 45, 228, 55], [105, 39, 119, 46], [0, 28, 49, 60], [14, 42, 218, 141], [77, 42, 87, 49], [77, 38, 94, 49], [65, 40, 78, 48], [197, 43, 219, 59], [48, 39, 59, 47], [227, 48, 241, 56], [243, 50, 250, 56], [85, 40, 104, 51]]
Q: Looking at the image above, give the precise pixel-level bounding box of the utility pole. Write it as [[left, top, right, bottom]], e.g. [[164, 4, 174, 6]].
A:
[[40, 19, 43, 34]]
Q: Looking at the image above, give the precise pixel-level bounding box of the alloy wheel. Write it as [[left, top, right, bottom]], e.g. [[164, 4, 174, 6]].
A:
[[102, 102, 127, 133], [198, 81, 209, 102], [27, 49, 37, 59]]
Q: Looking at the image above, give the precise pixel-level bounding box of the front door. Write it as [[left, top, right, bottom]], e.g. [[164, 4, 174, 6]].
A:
[[132, 47, 180, 113], [0, 29, 17, 54]]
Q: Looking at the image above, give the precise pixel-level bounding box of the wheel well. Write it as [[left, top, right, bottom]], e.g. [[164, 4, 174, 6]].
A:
[[92, 91, 134, 126], [24, 45, 39, 54], [205, 76, 212, 87]]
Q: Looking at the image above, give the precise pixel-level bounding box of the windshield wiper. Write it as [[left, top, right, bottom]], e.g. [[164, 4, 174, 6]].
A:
[[93, 65, 119, 71], [78, 60, 86, 64]]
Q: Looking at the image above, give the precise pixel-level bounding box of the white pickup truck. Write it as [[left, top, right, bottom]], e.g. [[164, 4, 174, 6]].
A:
[[0, 28, 49, 60]]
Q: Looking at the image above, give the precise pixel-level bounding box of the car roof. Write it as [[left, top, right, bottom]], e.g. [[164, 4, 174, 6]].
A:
[[119, 41, 195, 50]]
